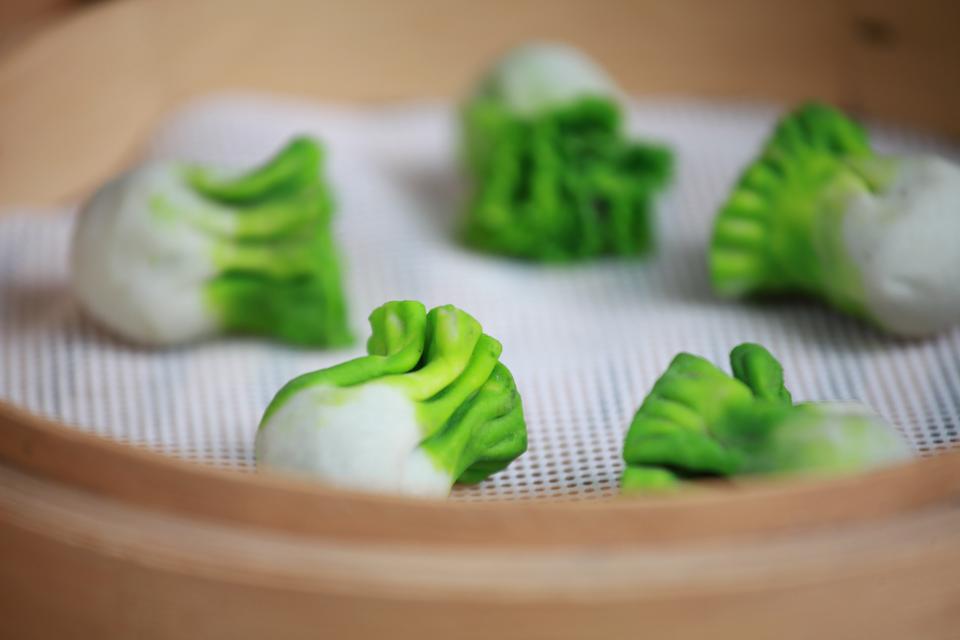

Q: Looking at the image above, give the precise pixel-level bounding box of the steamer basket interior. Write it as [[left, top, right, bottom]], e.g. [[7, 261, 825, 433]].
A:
[[1, 2, 959, 638]]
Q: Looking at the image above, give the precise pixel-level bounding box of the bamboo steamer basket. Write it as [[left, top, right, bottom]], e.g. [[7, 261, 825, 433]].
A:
[[1, 1, 959, 638]]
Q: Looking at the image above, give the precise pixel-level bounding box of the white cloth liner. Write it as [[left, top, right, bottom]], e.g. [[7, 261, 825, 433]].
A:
[[1, 94, 958, 501]]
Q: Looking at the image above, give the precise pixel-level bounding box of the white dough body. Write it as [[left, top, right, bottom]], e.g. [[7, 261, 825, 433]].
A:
[[482, 43, 617, 115], [842, 155, 960, 336], [255, 384, 453, 498], [784, 402, 913, 469], [71, 163, 222, 345]]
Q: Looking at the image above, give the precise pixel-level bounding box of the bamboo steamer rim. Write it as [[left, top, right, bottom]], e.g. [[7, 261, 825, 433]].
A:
[[1, 0, 958, 550], [4, 398, 960, 549]]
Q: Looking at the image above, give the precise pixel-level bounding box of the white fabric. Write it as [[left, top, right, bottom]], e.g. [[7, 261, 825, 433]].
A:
[[1, 94, 958, 501]]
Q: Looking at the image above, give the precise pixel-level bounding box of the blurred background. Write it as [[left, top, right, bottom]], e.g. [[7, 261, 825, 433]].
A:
[[0, 0, 89, 54], [1, 0, 958, 206]]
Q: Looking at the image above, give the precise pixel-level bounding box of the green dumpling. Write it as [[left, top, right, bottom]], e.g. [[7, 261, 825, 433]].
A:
[[72, 137, 351, 346], [621, 343, 911, 493], [461, 43, 673, 261], [710, 102, 960, 336], [257, 300, 528, 498]]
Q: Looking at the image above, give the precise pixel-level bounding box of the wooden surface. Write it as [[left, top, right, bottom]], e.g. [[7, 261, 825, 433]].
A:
[[3, 400, 960, 548], [1, 0, 960, 637], [2, 457, 960, 639], [0, 0, 958, 206], [0, 1, 79, 59]]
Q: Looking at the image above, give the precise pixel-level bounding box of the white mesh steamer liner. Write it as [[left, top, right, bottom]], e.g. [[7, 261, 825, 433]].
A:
[[1, 95, 958, 501]]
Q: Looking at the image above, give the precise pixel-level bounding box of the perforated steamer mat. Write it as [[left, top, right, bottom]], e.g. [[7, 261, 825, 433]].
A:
[[1, 95, 959, 502]]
